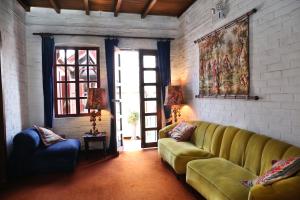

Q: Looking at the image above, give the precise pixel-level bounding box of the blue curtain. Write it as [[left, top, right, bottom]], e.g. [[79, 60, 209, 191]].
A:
[[105, 38, 119, 154], [41, 36, 55, 128], [157, 41, 172, 125]]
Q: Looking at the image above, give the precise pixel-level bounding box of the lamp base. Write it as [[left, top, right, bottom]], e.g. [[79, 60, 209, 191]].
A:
[[172, 106, 181, 123], [90, 110, 102, 136]]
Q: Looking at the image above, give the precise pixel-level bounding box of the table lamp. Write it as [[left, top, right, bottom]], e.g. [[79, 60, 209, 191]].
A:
[[86, 88, 107, 135], [164, 85, 184, 123]]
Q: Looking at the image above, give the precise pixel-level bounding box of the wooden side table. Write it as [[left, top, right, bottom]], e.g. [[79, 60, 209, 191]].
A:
[[82, 132, 107, 157]]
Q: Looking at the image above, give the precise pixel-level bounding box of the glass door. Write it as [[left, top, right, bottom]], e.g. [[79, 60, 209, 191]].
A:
[[139, 50, 162, 148], [114, 50, 123, 149]]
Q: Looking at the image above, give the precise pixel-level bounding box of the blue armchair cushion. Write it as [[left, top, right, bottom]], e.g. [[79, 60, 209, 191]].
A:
[[31, 139, 81, 173]]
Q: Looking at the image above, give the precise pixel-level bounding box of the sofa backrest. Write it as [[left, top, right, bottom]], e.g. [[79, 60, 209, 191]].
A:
[[190, 121, 226, 156], [243, 134, 270, 175], [190, 121, 300, 176]]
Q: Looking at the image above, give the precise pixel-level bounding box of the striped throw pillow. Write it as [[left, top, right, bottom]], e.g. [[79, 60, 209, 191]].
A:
[[241, 157, 300, 188], [168, 122, 196, 141], [34, 125, 66, 146]]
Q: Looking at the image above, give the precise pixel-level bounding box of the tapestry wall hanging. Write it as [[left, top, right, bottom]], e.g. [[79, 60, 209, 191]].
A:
[[197, 15, 251, 97]]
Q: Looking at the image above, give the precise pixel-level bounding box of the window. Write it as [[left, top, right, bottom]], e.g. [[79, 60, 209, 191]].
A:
[[54, 47, 100, 117]]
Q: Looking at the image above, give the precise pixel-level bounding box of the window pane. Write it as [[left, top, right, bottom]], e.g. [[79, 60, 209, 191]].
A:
[[80, 99, 88, 114], [67, 83, 76, 98], [79, 83, 88, 97], [145, 130, 157, 143], [56, 49, 65, 65], [66, 49, 75, 65], [89, 82, 98, 88], [79, 66, 88, 81], [116, 86, 121, 99], [57, 83, 66, 98], [67, 99, 77, 114], [144, 71, 156, 83], [145, 116, 157, 128], [143, 55, 156, 68], [67, 66, 75, 81], [78, 50, 87, 65], [88, 50, 97, 65], [144, 86, 156, 98], [56, 66, 65, 82], [145, 101, 157, 113], [89, 66, 97, 81], [57, 99, 67, 115]]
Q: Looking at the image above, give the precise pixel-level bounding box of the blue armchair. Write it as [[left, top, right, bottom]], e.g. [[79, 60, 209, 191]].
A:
[[10, 128, 81, 176]]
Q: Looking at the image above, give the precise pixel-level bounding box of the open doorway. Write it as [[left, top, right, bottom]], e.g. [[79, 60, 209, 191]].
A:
[[114, 49, 162, 151], [115, 50, 141, 151]]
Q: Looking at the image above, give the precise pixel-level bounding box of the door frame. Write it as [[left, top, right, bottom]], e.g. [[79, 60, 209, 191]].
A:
[[0, 31, 7, 184], [139, 49, 162, 148]]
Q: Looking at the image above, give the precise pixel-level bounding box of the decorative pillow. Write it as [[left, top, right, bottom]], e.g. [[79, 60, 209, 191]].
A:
[[34, 125, 66, 146], [168, 122, 196, 141], [241, 157, 300, 188]]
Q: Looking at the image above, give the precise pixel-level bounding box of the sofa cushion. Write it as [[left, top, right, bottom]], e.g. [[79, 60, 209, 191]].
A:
[[187, 158, 257, 200], [31, 139, 81, 173], [158, 138, 213, 174]]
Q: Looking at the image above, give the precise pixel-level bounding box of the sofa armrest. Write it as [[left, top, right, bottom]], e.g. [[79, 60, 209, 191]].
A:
[[248, 176, 300, 200], [159, 123, 178, 139]]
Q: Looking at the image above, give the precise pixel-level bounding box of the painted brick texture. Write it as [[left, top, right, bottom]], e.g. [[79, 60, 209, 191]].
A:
[[0, 0, 29, 153], [171, 0, 300, 147]]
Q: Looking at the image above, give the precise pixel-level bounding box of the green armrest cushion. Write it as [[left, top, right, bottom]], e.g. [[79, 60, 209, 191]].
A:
[[158, 123, 178, 139], [248, 176, 300, 200]]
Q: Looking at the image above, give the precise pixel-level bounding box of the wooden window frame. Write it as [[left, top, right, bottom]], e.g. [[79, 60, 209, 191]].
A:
[[54, 46, 100, 118]]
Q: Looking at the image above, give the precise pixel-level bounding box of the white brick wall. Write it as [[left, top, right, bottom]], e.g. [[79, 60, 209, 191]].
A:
[[0, 0, 29, 153], [25, 8, 179, 147], [172, 0, 300, 147]]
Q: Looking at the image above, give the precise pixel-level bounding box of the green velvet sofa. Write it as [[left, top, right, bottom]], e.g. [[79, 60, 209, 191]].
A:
[[158, 121, 300, 200]]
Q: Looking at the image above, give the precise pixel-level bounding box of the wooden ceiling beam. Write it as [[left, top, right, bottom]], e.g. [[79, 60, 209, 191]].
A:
[[49, 0, 60, 14], [17, 0, 31, 12], [83, 0, 90, 15], [114, 0, 123, 17], [141, 0, 157, 18]]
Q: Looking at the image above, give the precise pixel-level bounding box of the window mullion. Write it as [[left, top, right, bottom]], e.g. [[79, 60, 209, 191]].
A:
[[75, 48, 80, 115]]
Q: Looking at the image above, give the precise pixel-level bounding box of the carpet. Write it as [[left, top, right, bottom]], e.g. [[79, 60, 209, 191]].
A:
[[0, 149, 198, 200]]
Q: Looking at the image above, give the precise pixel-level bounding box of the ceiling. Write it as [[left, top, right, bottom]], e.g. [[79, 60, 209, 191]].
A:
[[17, 0, 196, 18]]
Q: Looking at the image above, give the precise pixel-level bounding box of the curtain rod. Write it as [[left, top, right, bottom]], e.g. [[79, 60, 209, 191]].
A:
[[32, 33, 174, 41], [195, 94, 259, 101], [194, 8, 257, 44]]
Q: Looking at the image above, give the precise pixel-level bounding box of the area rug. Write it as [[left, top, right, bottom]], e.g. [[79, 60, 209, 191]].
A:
[[0, 149, 197, 200]]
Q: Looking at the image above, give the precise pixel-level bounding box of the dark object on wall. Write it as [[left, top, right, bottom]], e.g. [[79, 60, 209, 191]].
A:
[[41, 36, 55, 127], [0, 32, 7, 184], [195, 9, 258, 100], [105, 38, 119, 155], [157, 41, 172, 125], [9, 128, 81, 177]]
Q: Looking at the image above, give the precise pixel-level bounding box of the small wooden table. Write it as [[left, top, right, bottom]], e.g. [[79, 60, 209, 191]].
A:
[[82, 132, 107, 157]]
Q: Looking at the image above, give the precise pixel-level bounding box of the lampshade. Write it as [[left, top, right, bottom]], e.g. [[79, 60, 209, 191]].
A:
[[86, 88, 107, 110], [164, 85, 184, 107]]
